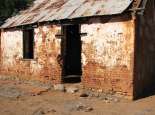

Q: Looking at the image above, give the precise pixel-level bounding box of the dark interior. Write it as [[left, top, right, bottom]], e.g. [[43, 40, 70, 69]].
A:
[[23, 29, 34, 59], [61, 25, 82, 82]]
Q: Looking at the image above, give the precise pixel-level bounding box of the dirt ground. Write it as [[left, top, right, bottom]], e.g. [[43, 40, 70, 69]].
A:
[[0, 80, 155, 115]]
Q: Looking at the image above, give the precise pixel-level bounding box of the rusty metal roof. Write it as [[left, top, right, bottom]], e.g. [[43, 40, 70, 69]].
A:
[[1, 0, 133, 29]]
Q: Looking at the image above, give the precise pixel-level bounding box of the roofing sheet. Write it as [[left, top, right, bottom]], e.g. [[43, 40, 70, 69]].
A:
[[1, 0, 133, 28]]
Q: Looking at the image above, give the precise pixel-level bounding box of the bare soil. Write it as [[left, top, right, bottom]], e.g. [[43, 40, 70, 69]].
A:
[[0, 80, 155, 115]]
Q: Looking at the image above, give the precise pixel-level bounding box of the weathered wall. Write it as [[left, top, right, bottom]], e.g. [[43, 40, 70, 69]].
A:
[[0, 30, 1, 72], [81, 17, 135, 99], [0, 25, 62, 84], [0, 15, 136, 99], [134, 0, 155, 98]]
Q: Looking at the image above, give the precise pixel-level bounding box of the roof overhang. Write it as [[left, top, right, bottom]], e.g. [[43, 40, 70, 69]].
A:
[[0, 0, 135, 29]]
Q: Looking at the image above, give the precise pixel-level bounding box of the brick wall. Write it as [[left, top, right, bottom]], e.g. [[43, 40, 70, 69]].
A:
[[0, 25, 62, 84], [134, 0, 155, 99], [0, 16, 138, 99], [81, 17, 135, 99], [0, 30, 1, 72]]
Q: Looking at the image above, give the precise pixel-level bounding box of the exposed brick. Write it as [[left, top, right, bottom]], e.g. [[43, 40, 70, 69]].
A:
[[81, 17, 135, 98], [0, 25, 62, 84]]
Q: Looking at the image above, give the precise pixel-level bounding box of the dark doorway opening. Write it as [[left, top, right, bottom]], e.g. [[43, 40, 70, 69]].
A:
[[23, 29, 34, 59], [61, 25, 82, 83]]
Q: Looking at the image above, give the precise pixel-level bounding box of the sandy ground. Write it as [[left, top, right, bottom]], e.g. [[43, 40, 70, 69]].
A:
[[0, 80, 155, 115]]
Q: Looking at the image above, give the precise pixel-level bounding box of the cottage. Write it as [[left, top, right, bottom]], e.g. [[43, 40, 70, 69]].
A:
[[0, 0, 154, 99]]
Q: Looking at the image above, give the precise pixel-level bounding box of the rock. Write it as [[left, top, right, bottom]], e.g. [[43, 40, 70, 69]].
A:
[[76, 104, 85, 111], [33, 108, 56, 115], [64, 101, 93, 112], [44, 108, 56, 113], [97, 89, 103, 93], [80, 93, 89, 97], [50, 109, 56, 113], [85, 107, 93, 112], [103, 99, 110, 103], [29, 88, 48, 96], [29, 81, 52, 90], [32, 108, 45, 115], [94, 93, 100, 98], [109, 96, 120, 103], [76, 104, 93, 112], [87, 92, 100, 98], [66, 87, 78, 93], [99, 94, 120, 103], [53, 84, 65, 92]]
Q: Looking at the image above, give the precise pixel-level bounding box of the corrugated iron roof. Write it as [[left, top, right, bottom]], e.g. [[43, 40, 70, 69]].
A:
[[1, 0, 133, 29]]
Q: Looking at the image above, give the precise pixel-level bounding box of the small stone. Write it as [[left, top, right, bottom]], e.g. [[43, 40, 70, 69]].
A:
[[97, 89, 103, 93], [113, 98, 119, 103], [104, 99, 110, 103], [107, 97, 113, 101], [51, 109, 56, 113], [53, 84, 65, 92], [80, 93, 89, 97], [45, 108, 56, 113], [33, 108, 45, 115], [33, 108, 56, 115], [85, 107, 93, 112], [94, 93, 100, 98], [76, 105, 85, 111], [66, 87, 78, 93], [75, 103, 93, 112], [29, 88, 48, 96]]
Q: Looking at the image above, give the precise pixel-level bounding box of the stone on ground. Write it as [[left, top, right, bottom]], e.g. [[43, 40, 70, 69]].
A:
[[53, 84, 65, 92], [66, 87, 79, 93]]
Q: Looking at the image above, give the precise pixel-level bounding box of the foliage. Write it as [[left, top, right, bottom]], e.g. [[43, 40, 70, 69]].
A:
[[0, 0, 33, 25]]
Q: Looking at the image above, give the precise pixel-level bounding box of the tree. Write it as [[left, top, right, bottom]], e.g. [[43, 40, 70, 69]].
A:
[[0, 0, 33, 25]]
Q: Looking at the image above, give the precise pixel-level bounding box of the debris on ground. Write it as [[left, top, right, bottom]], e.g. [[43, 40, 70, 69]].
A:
[[27, 81, 52, 91], [53, 84, 65, 92], [0, 79, 120, 104], [27, 87, 49, 96], [66, 87, 79, 93], [0, 80, 155, 115], [80, 89, 120, 103], [76, 104, 93, 112], [32, 108, 45, 115], [0, 80, 51, 98], [0, 85, 22, 99], [64, 101, 93, 112], [32, 107, 57, 115]]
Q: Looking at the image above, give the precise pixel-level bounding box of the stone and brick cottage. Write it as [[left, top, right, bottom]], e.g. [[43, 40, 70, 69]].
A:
[[0, 0, 154, 99]]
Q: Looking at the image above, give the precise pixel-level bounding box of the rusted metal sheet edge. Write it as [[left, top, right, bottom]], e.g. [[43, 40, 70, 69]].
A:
[[0, 13, 132, 30], [1, 0, 134, 29]]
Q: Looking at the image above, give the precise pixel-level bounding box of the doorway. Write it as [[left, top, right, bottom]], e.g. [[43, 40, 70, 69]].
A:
[[61, 25, 82, 83]]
